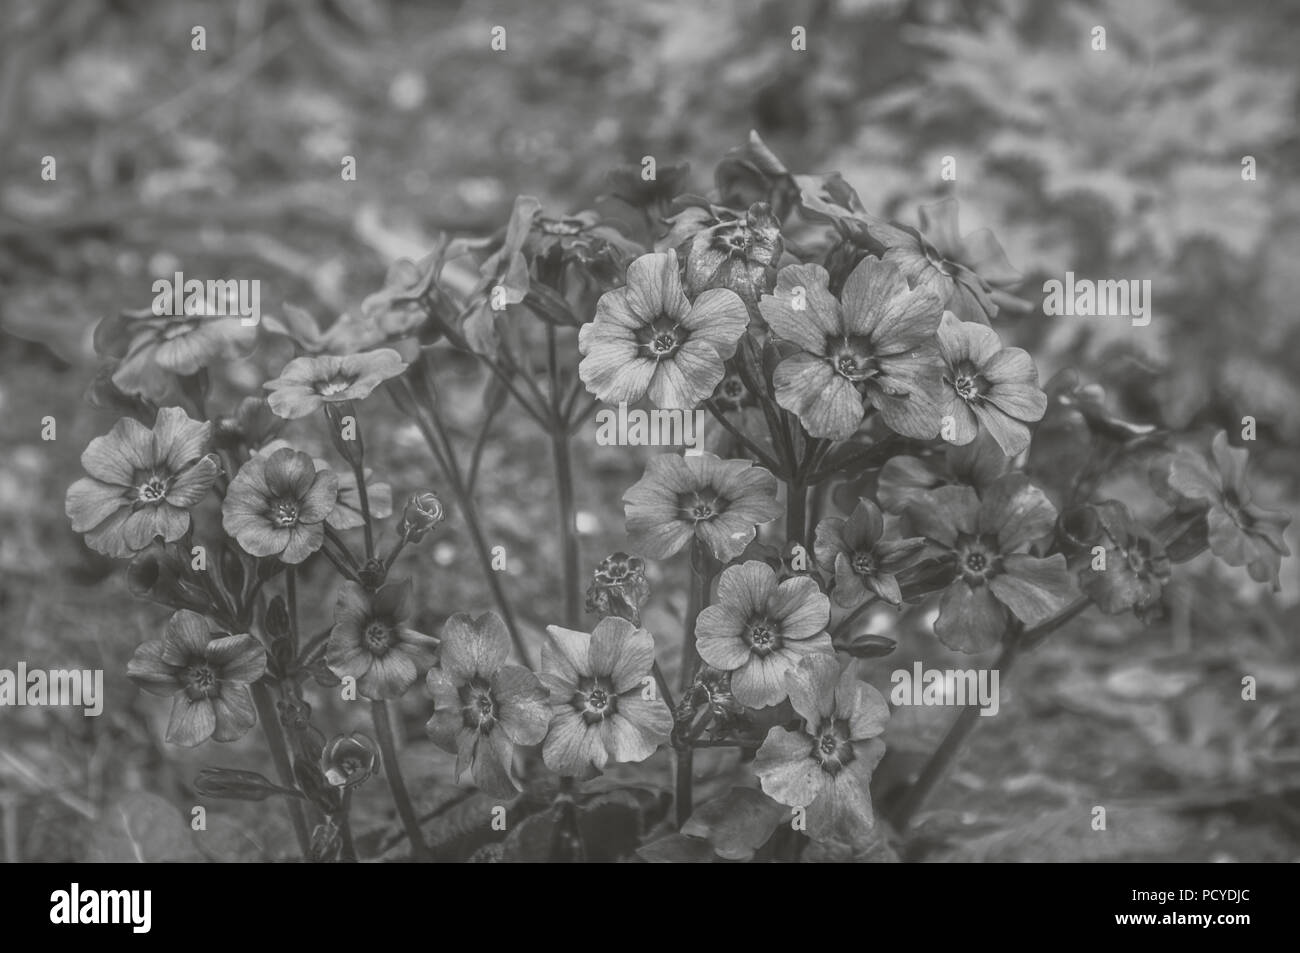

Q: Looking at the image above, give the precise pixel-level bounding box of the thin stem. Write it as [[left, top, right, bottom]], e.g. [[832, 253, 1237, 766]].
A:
[[705, 400, 782, 472], [830, 596, 876, 640], [786, 481, 808, 549], [383, 536, 408, 572], [352, 458, 375, 560], [675, 540, 714, 828], [339, 790, 357, 862], [550, 424, 582, 628], [285, 567, 299, 657], [651, 661, 676, 715], [323, 525, 360, 571], [370, 699, 432, 861], [252, 681, 310, 860]]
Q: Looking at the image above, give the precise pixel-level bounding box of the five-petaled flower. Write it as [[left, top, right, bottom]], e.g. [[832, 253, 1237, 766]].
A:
[[1071, 501, 1171, 621], [695, 561, 833, 708], [127, 609, 267, 746], [538, 618, 673, 777], [325, 580, 439, 699], [426, 612, 550, 798], [94, 307, 257, 402], [222, 448, 339, 564], [578, 250, 750, 409], [264, 349, 407, 419], [1155, 431, 1291, 589], [814, 499, 927, 607], [936, 312, 1047, 456], [906, 473, 1074, 653], [760, 258, 944, 441], [66, 407, 221, 558], [682, 202, 783, 315], [754, 654, 890, 844], [623, 452, 783, 562]]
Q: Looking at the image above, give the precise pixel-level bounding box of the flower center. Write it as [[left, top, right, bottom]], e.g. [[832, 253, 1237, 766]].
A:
[[744, 619, 783, 657], [678, 490, 726, 523], [316, 374, 356, 397], [637, 315, 687, 361], [826, 336, 877, 383], [851, 552, 875, 576], [812, 721, 855, 775], [956, 534, 1001, 584], [364, 620, 395, 654], [573, 677, 619, 724], [269, 498, 300, 528], [460, 677, 497, 730], [182, 663, 218, 698], [135, 475, 170, 505], [945, 361, 987, 403]]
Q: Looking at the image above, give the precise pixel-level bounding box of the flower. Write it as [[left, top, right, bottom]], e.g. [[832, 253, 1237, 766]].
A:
[[682, 203, 783, 314], [325, 580, 438, 699], [759, 258, 944, 441], [321, 733, 381, 789], [66, 407, 220, 558], [754, 654, 890, 844], [1154, 431, 1291, 588], [585, 552, 652, 622], [538, 618, 673, 777], [94, 306, 257, 401], [254, 439, 391, 532], [426, 612, 550, 798], [578, 249, 750, 409], [399, 491, 446, 543], [126, 610, 266, 746], [905, 474, 1074, 652], [695, 561, 833, 708], [623, 452, 783, 562], [814, 500, 927, 607], [264, 349, 407, 419], [1070, 501, 1170, 621], [222, 448, 338, 564], [460, 195, 539, 354], [935, 312, 1047, 456], [875, 433, 1010, 515]]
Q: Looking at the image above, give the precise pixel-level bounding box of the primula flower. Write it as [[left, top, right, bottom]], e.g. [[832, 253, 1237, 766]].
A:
[[222, 448, 338, 564], [264, 349, 407, 419], [127, 610, 266, 747], [325, 580, 439, 699], [321, 732, 380, 789], [875, 433, 1010, 515], [255, 439, 391, 532], [695, 561, 833, 708], [624, 452, 783, 562], [814, 500, 927, 607], [1154, 431, 1291, 588], [66, 407, 220, 558], [94, 307, 257, 401], [682, 202, 783, 314], [461, 195, 539, 354], [906, 474, 1073, 653], [754, 654, 890, 844], [538, 618, 673, 777], [426, 612, 550, 798], [759, 258, 944, 441], [936, 312, 1047, 456], [585, 552, 652, 622], [578, 250, 749, 409], [1069, 501, 1170, 621]]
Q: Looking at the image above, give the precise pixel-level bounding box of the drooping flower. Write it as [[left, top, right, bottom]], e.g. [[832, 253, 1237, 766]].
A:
[[1068, 501, 1170, 621], [538, 618, 673, 777], [66, 407, 220, 558], [94, 306, 258, 401], [875, 433, 1010, 515], [460, 195, 540, 354], [623, 452, 783, 562], [585, 552, 652, 622], [695, 561, 833, 708], [321, 733, 381, 789], [1154, 431, 1291, 588], [759, 258, 944, 441], [127, 609, 266, 746], [814, 500, 927, 608], [222, 448, 338, 564], [264, 349, 408, 420], [426, 612, 550, 798], [753, 654, 890, 845], [935, 312, 1046, 456], [578, 250, 750, 409], [682, 202, 783, 314], [905, 473, 1074, 653], [325, 580, 438, 699]]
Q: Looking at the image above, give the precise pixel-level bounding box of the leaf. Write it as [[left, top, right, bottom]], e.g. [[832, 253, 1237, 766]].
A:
[[87, 792, 201, 863], [636, 833, 717, 863], [680, 787, 786, 861], [836, 633, 898, 659]]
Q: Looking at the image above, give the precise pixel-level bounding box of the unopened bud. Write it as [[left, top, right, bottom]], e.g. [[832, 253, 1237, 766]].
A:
[[400, 491, 446, 543]]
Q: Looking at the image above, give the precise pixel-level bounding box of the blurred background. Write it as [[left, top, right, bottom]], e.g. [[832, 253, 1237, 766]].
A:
[[1, 0, 1298, 861]]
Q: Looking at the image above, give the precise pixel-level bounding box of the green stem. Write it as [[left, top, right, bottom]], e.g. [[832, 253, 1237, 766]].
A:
[[550, 424, 582, 629], [786, 481, 807, 550], [352, 458, 375, 560], [285, 567, 299, 657], [675, 540, 714, 828], [252, 681, 310, 860], [371, 699, 432, 861], [339, 790, 357, 862]]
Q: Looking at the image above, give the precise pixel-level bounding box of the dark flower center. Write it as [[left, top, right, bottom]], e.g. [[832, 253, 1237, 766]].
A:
[[573, 676, 618, 724], [945, 361, 987, 403], [269, 498, 300, 528], [135, 474, 170, 505], [316, 374, 356, 397], [364, 620, 395, 655], [182, 663, 218, 699], [956, 534, 1001, 584], [921, 239, 955, 277], [812, 720, 855, 776], [460, 677, 497, 731], [851, 551, 875, 576], [744, 618, 783, 657], [826, 336, 877, 383], [637, 315, 687, 360], [678, 490, 727, 523]]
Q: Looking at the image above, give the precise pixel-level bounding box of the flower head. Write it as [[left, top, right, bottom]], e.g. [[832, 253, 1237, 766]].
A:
[[814, 500, 927, 607], [623, 452, 783, 562], [760, 258, 944, 441], [539, 618, 673, 777], [695, 561, 833, 708], [426, 612, 550, 798], [754, 655, 890, 844], [936, 313, 1047, 456], [325, 580, 438, 699], [682, 203, 783, 314], [321, 732, 380, 789], [1070, 501, 1170, 621], [875, 433, 1010, 514], [254, 439, 391, 532], [400, 491, 446, 543], [578, 250, 749, 409], [66, 407, 220, 558], [127, 610, 266, 746], [94, 307, 257, 401], [1154, 431, 1290, 588], [585, 552, 652, 622], [222, 448, 338, 564], [264, 349, 407, 419], [906, 473, 1073, 652]]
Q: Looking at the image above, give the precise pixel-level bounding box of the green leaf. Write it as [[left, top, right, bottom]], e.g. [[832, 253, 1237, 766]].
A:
[[680, 787, 786, 861]]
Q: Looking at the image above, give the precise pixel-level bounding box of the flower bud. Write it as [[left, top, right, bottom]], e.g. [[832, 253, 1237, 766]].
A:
[[193, 767, 301, 802], [400, 491, 446, 543], [320, 732, 380, 790]]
